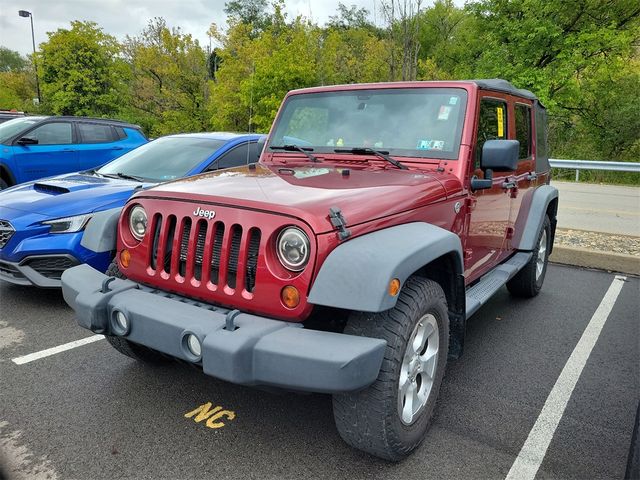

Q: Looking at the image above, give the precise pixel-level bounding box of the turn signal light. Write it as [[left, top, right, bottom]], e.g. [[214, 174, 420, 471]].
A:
[[388, 278, 401, 296], [120, 249, 131, 268], [281, 285, 300, 309]]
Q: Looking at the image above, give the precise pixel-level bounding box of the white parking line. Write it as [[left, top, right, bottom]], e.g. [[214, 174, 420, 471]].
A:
[[11, 334, 105, 365], [505, 274, 627, 480]]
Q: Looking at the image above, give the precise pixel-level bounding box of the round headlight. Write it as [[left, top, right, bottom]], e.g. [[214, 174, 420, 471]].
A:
[[277, 227, 310, 272], [129, 205, 147, 241]]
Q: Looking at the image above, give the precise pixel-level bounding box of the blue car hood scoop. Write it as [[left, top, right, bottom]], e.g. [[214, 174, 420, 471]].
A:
[[33, 182, 71, 195]]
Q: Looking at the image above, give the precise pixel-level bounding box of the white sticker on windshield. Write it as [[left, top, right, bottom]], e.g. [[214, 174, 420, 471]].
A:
[[438, 106, 452, 120], [449, 96, 459, 105]]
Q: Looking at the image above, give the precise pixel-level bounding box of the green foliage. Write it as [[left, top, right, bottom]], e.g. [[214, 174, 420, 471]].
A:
[[122, 18, 209, 136], [0, 48, 35, 110], [20, 2, 638, 183], [38, 21, 127, 116], [0, 47, 28, 72]]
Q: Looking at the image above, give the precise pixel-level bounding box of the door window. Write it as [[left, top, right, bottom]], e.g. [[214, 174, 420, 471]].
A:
[[515, 104, 532, 159], [476, 98, 508, 168], [27, 122, 73, 145]]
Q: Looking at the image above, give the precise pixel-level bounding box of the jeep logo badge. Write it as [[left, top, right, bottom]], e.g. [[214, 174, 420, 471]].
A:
[[193, 207, 216, 220]]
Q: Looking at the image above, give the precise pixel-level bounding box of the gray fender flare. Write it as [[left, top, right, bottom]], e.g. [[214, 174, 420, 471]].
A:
[[81, 207, 122, 253], [511, 184, 559, 251], [307, 222, 463, 312]]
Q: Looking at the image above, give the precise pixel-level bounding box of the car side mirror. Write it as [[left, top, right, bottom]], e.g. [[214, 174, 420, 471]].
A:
[[481, 139, 519, 171], [470, 140, 520, 191], [16, 136, 38, 145]]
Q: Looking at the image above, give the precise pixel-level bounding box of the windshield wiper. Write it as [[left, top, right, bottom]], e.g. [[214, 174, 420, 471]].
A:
[[102, 172, 146, 182], [334, 147, 407, 170], [270, 144, 321, 163]]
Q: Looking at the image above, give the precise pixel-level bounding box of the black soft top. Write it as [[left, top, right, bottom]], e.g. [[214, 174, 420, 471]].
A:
[[472, 79, 541, 104]]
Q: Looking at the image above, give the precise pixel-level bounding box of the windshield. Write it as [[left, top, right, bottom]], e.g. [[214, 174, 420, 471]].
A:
[[0, 117, 45, 144], [97, 136, 227, 182], [269, 88, 467, 160]]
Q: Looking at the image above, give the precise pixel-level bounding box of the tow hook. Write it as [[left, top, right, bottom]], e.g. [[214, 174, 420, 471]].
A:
[[101, 277, 116, 293], [225, 309, 241, 331]]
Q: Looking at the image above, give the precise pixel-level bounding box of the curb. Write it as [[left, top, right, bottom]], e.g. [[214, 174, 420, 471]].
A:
[[550, 245, 640, 276]]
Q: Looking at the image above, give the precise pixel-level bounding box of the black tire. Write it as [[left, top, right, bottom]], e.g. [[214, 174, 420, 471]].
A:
[[0, 178, 8, 190], [507, 215, 551, 298], [104, 260, 167, 364], [332, 276, 449, 461]]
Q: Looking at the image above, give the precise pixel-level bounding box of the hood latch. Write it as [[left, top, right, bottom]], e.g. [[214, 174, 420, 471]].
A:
[[329, 207, 351, 241]]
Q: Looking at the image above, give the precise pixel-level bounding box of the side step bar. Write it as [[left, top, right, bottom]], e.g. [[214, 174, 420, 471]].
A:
[[465, 252, 532, 319]]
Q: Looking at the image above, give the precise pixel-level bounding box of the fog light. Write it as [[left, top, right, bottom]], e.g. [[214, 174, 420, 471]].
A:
[[120, 249, 131, 268], [281, 285, 300, 309], [186, 334, 202, 357], [111, 310, 130, 336]]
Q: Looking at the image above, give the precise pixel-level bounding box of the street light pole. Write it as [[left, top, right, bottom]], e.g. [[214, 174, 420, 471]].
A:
[[18, 10, 41, 105]]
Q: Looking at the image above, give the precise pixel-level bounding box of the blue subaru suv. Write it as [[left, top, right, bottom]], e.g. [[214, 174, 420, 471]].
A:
[[0, 116, 147, 189], [0, 132, 265, 287]]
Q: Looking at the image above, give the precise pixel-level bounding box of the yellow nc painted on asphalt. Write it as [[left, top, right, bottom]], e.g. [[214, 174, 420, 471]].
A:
[[185, 402, 236, 429]]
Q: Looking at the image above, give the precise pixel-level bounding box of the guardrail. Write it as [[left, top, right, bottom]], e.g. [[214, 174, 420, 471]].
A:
[[549, 159, 640, 181]]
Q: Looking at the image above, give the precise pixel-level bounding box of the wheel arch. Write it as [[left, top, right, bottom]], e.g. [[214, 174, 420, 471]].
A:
[[308, 222, 466, 356], [511, 184, 559, 252], [0, 164, 15, 187]]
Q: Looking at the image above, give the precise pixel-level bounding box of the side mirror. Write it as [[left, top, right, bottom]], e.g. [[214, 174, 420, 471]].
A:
[[16, 136, 38, 145], [470, 139, 520, 191], [481, 139, 519, 171]]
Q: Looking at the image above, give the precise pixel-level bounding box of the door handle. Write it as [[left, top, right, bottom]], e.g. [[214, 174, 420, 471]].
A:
[[502, 181, 517, 189], [62, 148, 76, 152], [526, 172, 538, 181], [112, 146, 124, 150]]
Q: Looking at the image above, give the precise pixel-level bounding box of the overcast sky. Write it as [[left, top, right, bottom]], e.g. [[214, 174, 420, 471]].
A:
[[0, 0, 418, 56]]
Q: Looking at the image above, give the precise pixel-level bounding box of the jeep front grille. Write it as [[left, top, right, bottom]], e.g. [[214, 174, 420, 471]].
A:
[[149, 214, 261, 293], [0, 220, 15, 249]]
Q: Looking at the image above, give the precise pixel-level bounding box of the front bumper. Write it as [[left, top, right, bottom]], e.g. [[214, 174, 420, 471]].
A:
[[61, 264, 387, 393], [0, 254, 79, 288]]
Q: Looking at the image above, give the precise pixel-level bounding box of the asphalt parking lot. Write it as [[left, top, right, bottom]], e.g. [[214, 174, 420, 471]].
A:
[[0, 264, 638, 479]]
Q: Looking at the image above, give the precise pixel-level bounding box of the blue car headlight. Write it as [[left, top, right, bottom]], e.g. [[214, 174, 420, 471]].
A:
[[42, 214, 92, 234]]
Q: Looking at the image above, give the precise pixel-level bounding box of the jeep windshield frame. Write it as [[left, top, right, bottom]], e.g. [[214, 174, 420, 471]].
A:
[[267, 87, 468, 161]]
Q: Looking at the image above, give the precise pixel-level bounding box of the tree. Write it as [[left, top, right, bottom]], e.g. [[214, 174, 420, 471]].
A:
[[224, 0, 272, 37], [123, 18, 209, 136], [0, 48, 27, 72], [467, 0, 640, 171], [380, 0, 424, 80], [0, 48, 35, 110], [38, 21, 127, 116], [328, 3, 375, 30]]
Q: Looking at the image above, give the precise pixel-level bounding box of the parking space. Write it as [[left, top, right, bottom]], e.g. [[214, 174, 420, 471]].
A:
[[0, 264, 638, 479]]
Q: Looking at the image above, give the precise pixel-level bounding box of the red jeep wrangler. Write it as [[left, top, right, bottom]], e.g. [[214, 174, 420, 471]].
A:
[[62, 79, 558, 460]]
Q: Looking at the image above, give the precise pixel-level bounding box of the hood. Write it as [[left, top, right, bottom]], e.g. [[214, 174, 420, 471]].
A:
[[136, 164, 457, 233], [0, 173, 149, 220]]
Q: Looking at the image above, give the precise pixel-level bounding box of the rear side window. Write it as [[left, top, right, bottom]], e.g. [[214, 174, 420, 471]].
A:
[[476, 98, 508, 167], [515, 104, 532, 159], [28, 122, 73, 145], [114, 126, 126, 140], [78, 123, 117, 143], [213, 142, 260, 170]]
